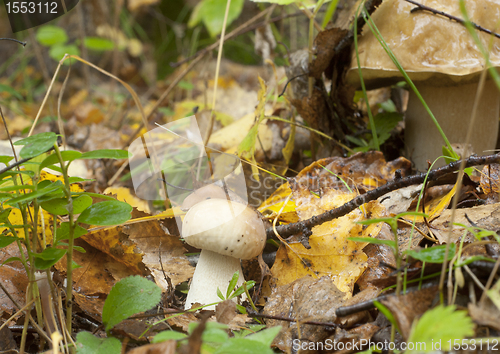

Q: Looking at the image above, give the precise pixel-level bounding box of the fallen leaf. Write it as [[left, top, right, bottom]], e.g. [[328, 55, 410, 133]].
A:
[[263, 276, 345, 351]]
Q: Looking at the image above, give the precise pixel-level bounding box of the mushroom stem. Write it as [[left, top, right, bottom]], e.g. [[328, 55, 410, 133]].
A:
[[405, 80, 499, 170], [184, 249, 246, 310]]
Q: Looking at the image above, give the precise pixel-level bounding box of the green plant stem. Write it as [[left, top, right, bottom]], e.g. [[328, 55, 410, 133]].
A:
[[321, 0, 339, 29], [354, 5, 379, 150], [53, 143, 75, 335]]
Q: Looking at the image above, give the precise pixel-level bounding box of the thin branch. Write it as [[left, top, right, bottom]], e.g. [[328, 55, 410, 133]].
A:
[[404, 0, 500, 40], [247, 309, 340, 328], [266, 153, 500, 239]]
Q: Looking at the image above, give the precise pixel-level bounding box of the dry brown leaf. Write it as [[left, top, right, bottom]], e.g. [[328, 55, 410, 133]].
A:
[[123, 209, 194, 291], [263, 276, 345, 351], [0, 243, 28, 316], [430, 202, 500, 244], [380, 284, 439, 339]]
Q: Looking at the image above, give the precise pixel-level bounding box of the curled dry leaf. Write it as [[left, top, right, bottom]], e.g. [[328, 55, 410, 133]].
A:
[[379, 284, 439, 339], [430, 203, 500, 244]]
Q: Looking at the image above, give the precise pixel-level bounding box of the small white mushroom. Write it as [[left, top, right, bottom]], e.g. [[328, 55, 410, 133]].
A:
[[182, 198, 266, 310]]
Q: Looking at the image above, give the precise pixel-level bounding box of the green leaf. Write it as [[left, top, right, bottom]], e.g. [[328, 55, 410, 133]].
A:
[[348, 237, 396, 250], [7, 181, 63, 205], [49, 44, 80, 64], [79, 149, 128, 160], [404, 244, 456, 264], [407, 305, 474, 352], [370, 112, 403, 147], [0, 208, 12, 222], [227, 271, 240, 299], [188, 322, 229, 343], [68, 177, 95, 184], [0, 84, 23, 100], [14, 132, 58, 159], [230, 281, 255, 299], [36, 25, 68, 46], [373, 301, 400, 334], [41, 195, 93, 216], [33, 247, 67, 270], [0, 236, 18, 248], [83, 37, 115, 51], [102, 275, 162, 332], [77, 200, 132, 226], [153, 330, 187, 343], [39, 150, 82, 172], [75, 331, 121, 354], [0, 155, 14, 165], [188, 0, 245, 37], [245, 326, 281, 347], [2, 256, 23, 266], [217, 287, 225, 300], [0, 185, 35, 192], [214, 338, 274, 354], [55, 222, 88, 242], [487, 278, 500, 310]]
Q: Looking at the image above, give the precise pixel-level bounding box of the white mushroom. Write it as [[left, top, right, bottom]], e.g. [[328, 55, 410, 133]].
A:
[[182, 198, 266, 310], [346, 0, 500, 170]]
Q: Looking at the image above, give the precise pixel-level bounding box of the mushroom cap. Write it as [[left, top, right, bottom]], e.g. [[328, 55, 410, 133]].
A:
[[346, 0, 500, 88], [182, 199, 266, 259]]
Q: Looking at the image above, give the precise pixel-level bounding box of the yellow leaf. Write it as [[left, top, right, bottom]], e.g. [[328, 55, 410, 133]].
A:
[[258, 183, 299, 224]]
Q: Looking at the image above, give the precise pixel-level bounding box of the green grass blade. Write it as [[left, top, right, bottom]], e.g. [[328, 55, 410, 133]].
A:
[[354, 5, 380, 151], [361, 8, 455, 156]]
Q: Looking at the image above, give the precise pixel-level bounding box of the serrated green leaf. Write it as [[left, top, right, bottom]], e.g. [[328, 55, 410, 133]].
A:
[[75, 331, 121, 354], [407, 305, 474, 352], [79, 149, 128, 160], [36, 25, 68, 46], [404, 244, 456, 264], [102, 275, 162, 331], [370, 112, 403, 146], [77, 200, 132, 226], [41, 195, 92, 215], [14, 132, 58, 159]]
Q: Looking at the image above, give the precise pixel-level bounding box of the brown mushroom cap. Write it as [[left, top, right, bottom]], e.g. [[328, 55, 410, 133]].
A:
[[346, 0, 500, 88], [182, 199, 266, 259]]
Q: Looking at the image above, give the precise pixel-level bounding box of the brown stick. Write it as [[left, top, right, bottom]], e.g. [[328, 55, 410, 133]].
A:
[[266, 153, 500, 239], [404, 0, 500, 39]]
